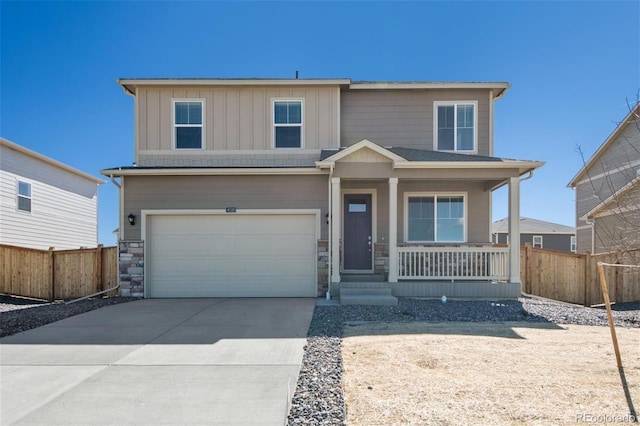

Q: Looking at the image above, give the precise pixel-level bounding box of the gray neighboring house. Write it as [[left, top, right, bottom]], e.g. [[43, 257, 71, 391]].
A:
[[101, 78, 544, 299], [492, 217, 576, 253], [0, 137, 104, 250], [568, 102, 640, 254]]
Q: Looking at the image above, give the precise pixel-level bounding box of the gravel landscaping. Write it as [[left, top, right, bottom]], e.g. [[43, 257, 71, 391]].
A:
[[2, 295, 638, 425], [287, 297, 639, 425], [0, 295, 136, 337]]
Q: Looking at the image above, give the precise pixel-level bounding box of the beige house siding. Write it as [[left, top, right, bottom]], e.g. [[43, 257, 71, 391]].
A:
[[121, 174, 329, 240], [135, 86, 340, 166], [340, 179, 491, 244], [340, 89, 491, 155]]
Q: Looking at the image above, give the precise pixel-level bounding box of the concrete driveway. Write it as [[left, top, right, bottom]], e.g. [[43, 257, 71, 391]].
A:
[[0, 298, 315, 425]]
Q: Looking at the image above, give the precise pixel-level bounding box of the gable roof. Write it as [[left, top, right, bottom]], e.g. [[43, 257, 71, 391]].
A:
[[318, 140, 543, 174], [568, 102, 640, 187], [1, 137, 105, 184], [492, 217, 575, 234]]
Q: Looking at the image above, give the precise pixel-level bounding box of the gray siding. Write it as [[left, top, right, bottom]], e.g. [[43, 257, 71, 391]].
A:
[[495, 233, 574, 252], [574, 116, 639, 252], [135, 86, 340, 166], [593, 183, 640, 253], [340, 89, 492, 155], [122, 175, 329, 240]]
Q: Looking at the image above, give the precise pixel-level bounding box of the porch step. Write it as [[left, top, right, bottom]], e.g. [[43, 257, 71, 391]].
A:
[[340, 287, 398, 306], [341, 274, 385, 282]]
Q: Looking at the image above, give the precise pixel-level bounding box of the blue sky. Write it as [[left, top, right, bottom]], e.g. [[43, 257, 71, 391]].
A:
[[1, 1, 638, 245]]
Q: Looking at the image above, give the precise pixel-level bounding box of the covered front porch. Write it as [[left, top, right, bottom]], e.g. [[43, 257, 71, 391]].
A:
[[317, 140, 543, 299]]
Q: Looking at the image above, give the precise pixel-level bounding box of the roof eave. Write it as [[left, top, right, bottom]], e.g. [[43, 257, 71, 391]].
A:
[[1, 138, 105, 184], [568, 102, 640, 188]]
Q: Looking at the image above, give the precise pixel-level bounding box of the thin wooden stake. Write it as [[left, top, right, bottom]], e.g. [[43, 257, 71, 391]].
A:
[[598, 262, 622, 368]]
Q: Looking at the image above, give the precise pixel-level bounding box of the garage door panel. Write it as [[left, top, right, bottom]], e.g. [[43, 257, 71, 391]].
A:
[[147, 213, 317, 298]]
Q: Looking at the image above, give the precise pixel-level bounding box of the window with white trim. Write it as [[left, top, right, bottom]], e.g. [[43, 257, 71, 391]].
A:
[[570, 236, 576, 252], [533, 235, 543, 248], [17, 181, 31, 212], [406, 194, 465, 242], [435, 102, 476, 152], [273, 100, 302, 148], [173, 100, 204, 149]]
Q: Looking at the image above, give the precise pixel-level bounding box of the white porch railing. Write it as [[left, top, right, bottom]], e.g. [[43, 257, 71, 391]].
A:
[[397, 246, 510, 280]]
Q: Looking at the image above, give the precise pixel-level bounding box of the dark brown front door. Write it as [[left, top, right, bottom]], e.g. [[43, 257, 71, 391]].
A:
[[343, 194, 372, 270]]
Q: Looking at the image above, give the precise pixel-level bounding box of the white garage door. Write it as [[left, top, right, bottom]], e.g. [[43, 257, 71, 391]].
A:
[[146, 213, 317, 298]]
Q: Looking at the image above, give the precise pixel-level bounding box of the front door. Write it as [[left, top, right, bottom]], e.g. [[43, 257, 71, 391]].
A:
[[343, 194, 372, 270]]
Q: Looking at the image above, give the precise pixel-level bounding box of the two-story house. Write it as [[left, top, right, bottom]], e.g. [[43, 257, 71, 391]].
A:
[[568, 102, 640, 255], [102, 78, 543, 298], [1, 137, 104, 250]]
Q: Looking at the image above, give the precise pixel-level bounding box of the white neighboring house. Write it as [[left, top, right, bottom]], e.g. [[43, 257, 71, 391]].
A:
[[0, 137, 105, 250]]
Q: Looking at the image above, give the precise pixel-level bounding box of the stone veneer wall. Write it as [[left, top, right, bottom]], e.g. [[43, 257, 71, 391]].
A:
[[317, 240, 329, 296], [374, 242, 389, 279], [119, 240, 144, 297]]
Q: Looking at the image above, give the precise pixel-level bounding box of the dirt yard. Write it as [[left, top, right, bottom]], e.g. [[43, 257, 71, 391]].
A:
[[342, 322, 640, 425]]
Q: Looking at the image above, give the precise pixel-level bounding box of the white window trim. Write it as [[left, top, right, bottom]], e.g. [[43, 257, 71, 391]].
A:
[[16, 179, 32, 213], [403, 192, 467, 243], [272, 98, 304, 149], [433, 101, 478, 153], [570, 235, 577, 252], [533, 235, 543, 248], [172, 98, 205, 150]]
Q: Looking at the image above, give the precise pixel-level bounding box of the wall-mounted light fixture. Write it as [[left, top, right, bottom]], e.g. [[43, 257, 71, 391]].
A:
[[127, 213, 135, 226]]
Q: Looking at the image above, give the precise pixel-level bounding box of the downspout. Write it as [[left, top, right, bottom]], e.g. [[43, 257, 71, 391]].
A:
[[326, 164, 334, 300], [520, 170, 534, 182]]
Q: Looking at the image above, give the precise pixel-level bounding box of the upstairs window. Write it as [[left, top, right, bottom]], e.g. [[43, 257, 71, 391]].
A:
[[435, 102, 476, 152], [273, 100, 303, 148], [406, 194, 465, 242], [174, 100, 204, 149], [570, 236, 577, 252], [533, 235, 543, 248], [17, 181, 31, 212]]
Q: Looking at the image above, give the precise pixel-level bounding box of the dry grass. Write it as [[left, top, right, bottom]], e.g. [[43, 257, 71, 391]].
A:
[[342, 322, 640, 425]]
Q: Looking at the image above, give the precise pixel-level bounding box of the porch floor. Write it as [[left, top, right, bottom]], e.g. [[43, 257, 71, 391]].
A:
[[331, 279, 521, 299]]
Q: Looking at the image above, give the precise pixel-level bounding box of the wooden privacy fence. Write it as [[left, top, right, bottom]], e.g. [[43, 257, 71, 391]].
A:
[[0, 244, 118, 301], [520, 244, 640, 306]]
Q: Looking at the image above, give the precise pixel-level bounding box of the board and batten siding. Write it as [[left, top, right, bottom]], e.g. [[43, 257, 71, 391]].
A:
[[0, 145, 100, 250], [135, 86, 340, 166], [340, 89, 492, 155], [122, 174, 329, 240]]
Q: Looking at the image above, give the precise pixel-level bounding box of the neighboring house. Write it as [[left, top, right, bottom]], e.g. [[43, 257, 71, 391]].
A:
[[102, 78, 543, 298], [0, 137, 104, 250], [492, 217, 576, 252], [568, 103, 640, 254]]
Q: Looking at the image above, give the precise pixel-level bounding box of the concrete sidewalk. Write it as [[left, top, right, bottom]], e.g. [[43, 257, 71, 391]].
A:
[[1, 298, 315, 425]]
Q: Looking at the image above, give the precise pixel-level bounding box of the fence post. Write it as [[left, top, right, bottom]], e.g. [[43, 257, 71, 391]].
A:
[[584, 252, 592, 307], [523, 243, 532, 294], [96, 244, 104, 293], [48, 247, 55, 302]]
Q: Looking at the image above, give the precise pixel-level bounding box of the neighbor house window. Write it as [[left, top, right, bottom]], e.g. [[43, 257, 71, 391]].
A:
[[435, 102, 476, 152], [17, 181, 31, 212], [173, 100, 204, 149], [273, 100, 302, 148], [570, 236, 576, 252], [533, 235, 543, 248], [406, 194, 465, 242]]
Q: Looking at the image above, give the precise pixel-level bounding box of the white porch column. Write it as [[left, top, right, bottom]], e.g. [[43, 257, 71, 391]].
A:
[[330, 177, 341, 283], [508, 176, 521, 284], [388, 178, 398, 283]]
